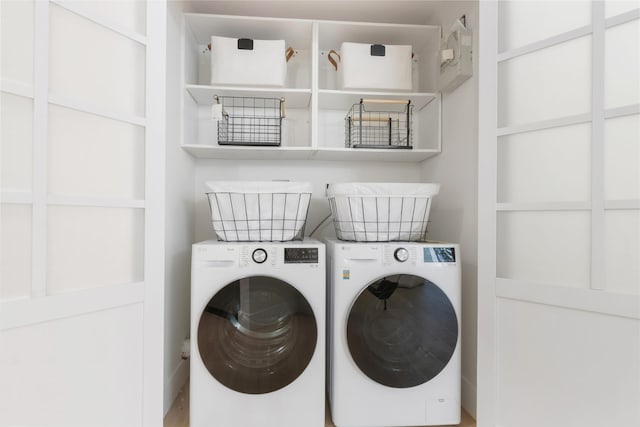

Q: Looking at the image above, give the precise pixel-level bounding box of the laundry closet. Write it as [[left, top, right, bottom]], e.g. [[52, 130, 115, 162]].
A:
[[162, 1, 478, 425], [1, 1, 638, 426]]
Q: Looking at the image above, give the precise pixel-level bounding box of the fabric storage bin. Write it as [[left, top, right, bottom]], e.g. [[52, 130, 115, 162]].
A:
[[210, 36, 288, 87], [328, 42, 412, 91], [326, 182, 439, 242], [206, 181, 312, 241]]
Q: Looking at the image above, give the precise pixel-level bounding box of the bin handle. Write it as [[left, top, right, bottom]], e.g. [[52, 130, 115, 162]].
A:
[[285, 47, 295, 62], [328, 49, 341, 71], [360, 98, 411, 106], [280, 97, 286, 119]]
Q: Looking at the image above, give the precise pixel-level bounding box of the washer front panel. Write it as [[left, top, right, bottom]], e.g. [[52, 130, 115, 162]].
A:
[[346, 274, 458, 388], [197, 275, 317, 394]]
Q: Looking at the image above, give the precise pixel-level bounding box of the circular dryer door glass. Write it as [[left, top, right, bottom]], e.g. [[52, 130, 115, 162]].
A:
[[197, 276, 317, 394], [347, 274, 458, 388]]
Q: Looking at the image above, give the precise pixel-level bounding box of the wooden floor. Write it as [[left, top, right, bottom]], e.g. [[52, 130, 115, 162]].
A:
[[164, 380, 476, 427]]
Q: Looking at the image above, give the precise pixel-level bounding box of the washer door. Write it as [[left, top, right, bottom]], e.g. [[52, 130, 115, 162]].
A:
[[347, 274, 458, 388], [197, 275, 317, 394]]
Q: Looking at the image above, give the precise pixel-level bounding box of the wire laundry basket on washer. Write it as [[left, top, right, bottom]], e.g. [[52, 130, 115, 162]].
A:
[[326, 182, 440, 242]]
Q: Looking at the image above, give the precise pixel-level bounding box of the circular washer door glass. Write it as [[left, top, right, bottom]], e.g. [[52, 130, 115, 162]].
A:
[[347, 274, 458, 388], [197, 276, 317, 394]]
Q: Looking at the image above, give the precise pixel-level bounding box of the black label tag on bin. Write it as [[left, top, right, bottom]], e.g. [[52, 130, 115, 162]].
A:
[[370, 44, 386, 56], [237, 38, 254, 50]]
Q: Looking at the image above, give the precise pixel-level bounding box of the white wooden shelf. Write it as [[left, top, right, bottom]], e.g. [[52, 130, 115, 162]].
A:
[[186, 85, 312, 108], [182, 144, 315, 160], [310, 147, 440, 162], [182, 144, 439, 162], [318, 89, 439, 111]]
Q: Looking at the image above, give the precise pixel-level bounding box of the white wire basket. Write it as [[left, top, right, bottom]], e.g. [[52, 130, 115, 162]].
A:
[[206, 181, 312, 242], [326, 182, 440, 242]]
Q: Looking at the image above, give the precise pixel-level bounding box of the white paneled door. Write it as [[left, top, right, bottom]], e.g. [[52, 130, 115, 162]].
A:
[[479, 1, 640, 426], [0, 1, 165, 425]]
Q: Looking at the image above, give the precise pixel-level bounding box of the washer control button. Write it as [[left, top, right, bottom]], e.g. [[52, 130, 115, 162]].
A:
[[394, 247, 409, 262], [252, 248, 267, 264]]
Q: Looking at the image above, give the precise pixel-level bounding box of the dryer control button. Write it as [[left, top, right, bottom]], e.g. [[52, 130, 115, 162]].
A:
[[394, 247, 409, 262], [252, 248, 267, 264]]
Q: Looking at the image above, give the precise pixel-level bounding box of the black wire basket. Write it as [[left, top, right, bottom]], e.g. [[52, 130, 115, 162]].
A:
[[345, 98, 413, 149], [215, 95, 285, 147]]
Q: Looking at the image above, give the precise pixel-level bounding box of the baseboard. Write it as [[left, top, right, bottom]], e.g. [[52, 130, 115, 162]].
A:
[[164, 358, 190, 416], [461, 375, 477, 420]]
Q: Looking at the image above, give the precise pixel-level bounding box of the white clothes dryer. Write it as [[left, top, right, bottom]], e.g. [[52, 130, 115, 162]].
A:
[[190, 239, 325, 427], [326, 239, 461, 427]]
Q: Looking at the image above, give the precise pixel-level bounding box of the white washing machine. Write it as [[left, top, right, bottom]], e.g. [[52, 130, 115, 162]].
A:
[[190, 239, 325, 427], [326, 239, 461, 427]]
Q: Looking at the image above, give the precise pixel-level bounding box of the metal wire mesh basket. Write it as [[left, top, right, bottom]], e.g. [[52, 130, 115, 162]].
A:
[[206, 181, 312, 242], [326, 183, 439, 242], [215, 95, 285, 146], [345, 99, 413, 149]]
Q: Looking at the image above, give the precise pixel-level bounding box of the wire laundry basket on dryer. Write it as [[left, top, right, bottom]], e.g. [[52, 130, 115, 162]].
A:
[[326, 182, 440, 242]]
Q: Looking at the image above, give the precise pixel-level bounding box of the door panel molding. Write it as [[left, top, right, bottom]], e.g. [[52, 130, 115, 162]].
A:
[[0, 281, 145, 330], [496, 278, 640, 320]]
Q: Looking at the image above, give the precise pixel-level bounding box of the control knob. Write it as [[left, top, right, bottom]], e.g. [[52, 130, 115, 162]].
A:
[[252, 248, 267, 264], [394, 247, 409, 262]]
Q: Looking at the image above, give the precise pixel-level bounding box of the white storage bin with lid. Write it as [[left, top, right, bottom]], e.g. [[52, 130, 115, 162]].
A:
[[206, 181, 312, 241], [328, 42, 413, 91], [210, 36, 289, 87], [326, 182, 439, 242]]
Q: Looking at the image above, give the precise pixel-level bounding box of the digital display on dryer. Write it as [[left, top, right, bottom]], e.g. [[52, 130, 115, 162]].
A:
[[284, 247, 319, 263], [424, 247, 456, 263]]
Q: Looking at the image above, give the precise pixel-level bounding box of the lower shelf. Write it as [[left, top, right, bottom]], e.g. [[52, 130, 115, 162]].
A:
[[181, 144, 440, 162]]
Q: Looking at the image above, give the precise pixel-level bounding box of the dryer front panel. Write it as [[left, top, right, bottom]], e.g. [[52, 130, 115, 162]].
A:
[[197, 275, 317, 394], [346, 274, 458, 388]]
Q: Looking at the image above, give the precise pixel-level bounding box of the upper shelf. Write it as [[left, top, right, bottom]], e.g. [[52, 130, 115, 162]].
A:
[[318, 90, 439, 111], [186, 85, 438, 111], [181, 144, 440, 162], [186, 85, 312, 108]]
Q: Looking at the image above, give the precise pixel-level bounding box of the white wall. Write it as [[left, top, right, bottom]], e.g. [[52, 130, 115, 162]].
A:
[[194, 160, 421, 242], [420, 1, 479, 418], [164, 0, 195, 414]]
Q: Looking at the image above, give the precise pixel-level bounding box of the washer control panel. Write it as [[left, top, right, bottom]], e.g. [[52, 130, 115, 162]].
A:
[[284, 247, 319, 264], [383, 246, 416, 265]]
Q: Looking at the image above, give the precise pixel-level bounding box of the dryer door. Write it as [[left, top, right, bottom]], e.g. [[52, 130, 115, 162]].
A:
[[197, 275, 317, 394], [347, 274, 458, 388]]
